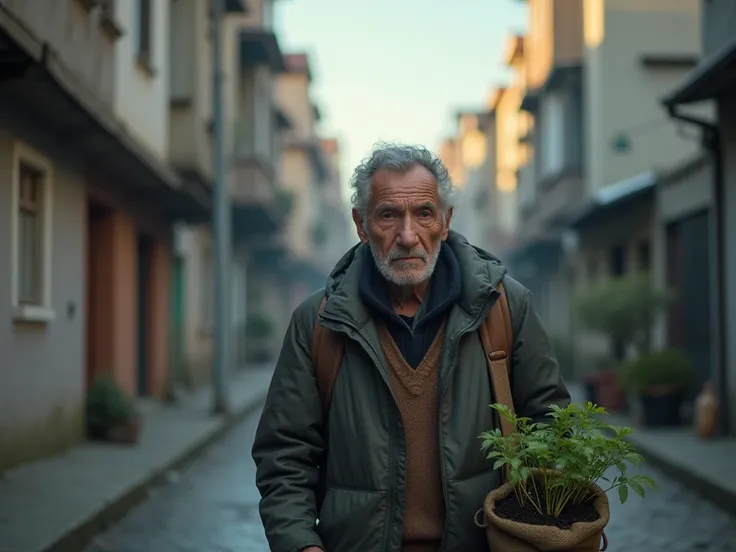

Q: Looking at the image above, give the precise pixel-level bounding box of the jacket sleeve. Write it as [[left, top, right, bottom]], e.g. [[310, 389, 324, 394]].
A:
[[251, 299, 325, 552], [504, 277, 571, 423]]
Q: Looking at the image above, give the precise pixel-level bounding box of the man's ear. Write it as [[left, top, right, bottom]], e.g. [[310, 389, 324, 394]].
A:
[[352, 209, 369, 244], [441, 207, 454, 240]]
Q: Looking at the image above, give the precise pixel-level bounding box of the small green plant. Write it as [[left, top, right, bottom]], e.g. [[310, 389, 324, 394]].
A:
[[619, 348, 692, 394], [86, 374, 137, 436], [573, 273, 675, 356], [480, 402, 655, 518]]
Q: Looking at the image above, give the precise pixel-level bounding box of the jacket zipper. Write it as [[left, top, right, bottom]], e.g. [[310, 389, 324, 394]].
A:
[[437, 291, 499, 552], [322, 290, 500, 552], [319, 312, 399, 552]]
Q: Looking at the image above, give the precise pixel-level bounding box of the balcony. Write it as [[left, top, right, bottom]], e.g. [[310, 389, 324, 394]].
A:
[[0, 0, 121, 105], [230, 121, 289, 240], [518, 166, 584, 244], [0, 0, 208, 221]]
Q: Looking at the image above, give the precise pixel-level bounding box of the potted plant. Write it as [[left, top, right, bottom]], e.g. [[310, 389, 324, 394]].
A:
[[572, 273, 675, 412], [477, 402, 655, 552], [86, 374, 141, 444], [619, 348, 692, 427]]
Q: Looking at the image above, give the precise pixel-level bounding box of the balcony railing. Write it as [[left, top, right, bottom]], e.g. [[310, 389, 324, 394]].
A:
[[229, 120, 278, 206]]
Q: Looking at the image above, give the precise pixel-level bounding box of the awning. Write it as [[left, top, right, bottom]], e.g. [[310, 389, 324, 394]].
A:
[[240, 30, 284, 72], [662, 38, 736, 105], [568, 171, 657, 229]]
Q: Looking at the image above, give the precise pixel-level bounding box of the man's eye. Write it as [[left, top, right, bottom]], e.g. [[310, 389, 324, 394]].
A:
[[419, 210, 432, 218], [380, 212, 393, 220]]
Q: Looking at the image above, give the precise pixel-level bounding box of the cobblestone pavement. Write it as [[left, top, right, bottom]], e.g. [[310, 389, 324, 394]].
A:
[[85, 408, 736, 552]]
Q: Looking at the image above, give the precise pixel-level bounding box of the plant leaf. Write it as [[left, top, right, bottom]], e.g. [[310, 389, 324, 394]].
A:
[[618, 484, 629, 504]]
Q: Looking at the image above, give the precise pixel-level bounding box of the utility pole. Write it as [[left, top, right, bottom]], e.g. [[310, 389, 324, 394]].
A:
[[211, 0, 231, 414]]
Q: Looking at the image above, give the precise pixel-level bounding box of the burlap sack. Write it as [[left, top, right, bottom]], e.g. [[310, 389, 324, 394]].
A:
[[480, 481, 610, 552]]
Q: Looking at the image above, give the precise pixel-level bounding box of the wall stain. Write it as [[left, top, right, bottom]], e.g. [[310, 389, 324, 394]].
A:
[[0, 402, 83, 475]]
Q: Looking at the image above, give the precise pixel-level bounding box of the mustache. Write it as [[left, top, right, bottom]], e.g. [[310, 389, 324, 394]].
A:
[[385, 246, 429, 262]]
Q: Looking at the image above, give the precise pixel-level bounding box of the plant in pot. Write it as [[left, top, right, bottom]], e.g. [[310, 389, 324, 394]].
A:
[[572, 273, 675, 412], [477, 402, 655, 552], [86, 374, 141, 444], [619, 348, 692, 427]]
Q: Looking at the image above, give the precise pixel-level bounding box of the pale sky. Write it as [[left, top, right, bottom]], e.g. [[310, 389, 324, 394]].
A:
[[273, 0, 528, 200]]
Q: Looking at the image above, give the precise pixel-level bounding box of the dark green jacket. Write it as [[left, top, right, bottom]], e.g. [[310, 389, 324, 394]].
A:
[[252, 231, 570, 552]]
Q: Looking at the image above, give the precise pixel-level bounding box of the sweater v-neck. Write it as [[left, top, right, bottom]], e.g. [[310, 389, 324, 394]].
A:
[[378, 320, 447, 396]]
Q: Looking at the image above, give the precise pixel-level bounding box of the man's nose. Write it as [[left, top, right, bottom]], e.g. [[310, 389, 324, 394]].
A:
[[396, 218, 420, 249]]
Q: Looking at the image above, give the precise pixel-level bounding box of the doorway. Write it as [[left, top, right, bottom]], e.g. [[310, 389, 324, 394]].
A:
[[137, 233, 153, 396], [666, 210, 712, 399], [86, 202, 113, 389]]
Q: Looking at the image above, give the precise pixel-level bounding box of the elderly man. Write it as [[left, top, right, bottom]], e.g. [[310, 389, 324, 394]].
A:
[[252, 143, 570, 552]]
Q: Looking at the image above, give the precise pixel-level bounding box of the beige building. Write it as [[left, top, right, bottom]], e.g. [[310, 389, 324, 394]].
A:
[[442, 35, 529, 260], [276, 53, 328, 262], [507, 0, 703, 356], [449, 111, 492, 248], [168, 0, 252, 386], [226, 0, 296, 363], [662, 0, 736, 433], [0, 0, 208, 472], [315, 138, 353, 269]]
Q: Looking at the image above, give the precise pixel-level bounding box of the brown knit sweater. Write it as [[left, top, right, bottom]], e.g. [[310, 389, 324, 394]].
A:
[[378, 321, 447, 552]]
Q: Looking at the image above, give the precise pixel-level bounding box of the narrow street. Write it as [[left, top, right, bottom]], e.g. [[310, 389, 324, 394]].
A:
[[84, 409, 736, 552]]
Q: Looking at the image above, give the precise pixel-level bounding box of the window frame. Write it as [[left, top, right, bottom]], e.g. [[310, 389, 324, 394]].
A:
[[10, 142, 55, 323]]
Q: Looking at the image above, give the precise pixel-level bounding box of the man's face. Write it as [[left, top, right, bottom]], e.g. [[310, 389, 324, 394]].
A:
[[353, 165, 453, 286]]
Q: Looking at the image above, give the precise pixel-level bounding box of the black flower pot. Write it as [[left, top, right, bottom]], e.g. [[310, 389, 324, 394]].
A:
[[640, 390, 683, 427]]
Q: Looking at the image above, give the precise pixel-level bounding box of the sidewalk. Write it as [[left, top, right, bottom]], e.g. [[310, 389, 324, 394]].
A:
[[0, 365, 275, 552], [569, 383, 736, 516]]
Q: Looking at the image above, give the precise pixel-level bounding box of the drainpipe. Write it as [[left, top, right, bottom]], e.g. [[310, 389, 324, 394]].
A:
[[211, 0, 231, 414], [666, 105, 729, 436]]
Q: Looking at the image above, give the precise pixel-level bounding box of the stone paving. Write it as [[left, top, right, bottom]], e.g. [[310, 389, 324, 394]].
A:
[[83, 407, 736, 552]]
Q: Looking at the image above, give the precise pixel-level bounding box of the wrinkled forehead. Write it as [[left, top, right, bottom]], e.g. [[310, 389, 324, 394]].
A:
[[369, 165, 440, 211]]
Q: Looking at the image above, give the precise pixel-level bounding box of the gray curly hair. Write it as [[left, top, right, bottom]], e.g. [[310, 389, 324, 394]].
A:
[[349, 142, 457, 220]]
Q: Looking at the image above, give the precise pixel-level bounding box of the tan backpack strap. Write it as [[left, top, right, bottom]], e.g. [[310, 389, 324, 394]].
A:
[[311, 297, 345, 414], [479, 281, 516, 437]]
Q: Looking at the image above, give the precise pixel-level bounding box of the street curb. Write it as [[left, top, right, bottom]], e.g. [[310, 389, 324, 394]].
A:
[[626, 436, 736, 517], [40, 391, 268, 552]]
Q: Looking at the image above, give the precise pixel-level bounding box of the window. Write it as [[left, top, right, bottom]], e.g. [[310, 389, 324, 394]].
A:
[[539, 92, 565, 178], [135, 0, 153, 61], [18, 165, 43, 304], [11, 142, 54, 321]]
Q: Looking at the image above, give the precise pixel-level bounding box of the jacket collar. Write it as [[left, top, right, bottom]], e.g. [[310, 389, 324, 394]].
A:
[[322, 230, 508, 328]]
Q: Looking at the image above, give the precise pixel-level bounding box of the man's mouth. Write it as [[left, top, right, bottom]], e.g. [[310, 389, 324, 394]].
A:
[[393, 257, 424, 263]]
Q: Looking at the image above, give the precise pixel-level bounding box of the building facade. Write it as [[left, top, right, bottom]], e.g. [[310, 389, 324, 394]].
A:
[[0, 0, 208, 472], [506, 0, 704, 361], [663, 0, 736, 432]]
